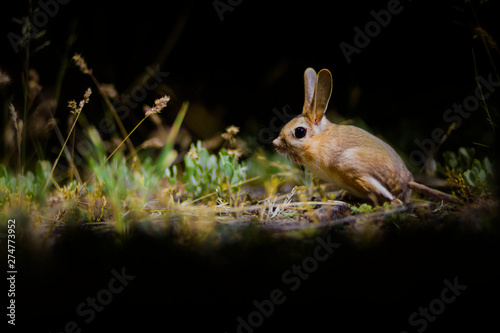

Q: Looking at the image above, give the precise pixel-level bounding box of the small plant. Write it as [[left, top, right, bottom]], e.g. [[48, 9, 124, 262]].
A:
[[0, 160, 51, 208], [246, 150, 323, 201], [245, 150, 301, 184], [350, 203, 376, 214], [441, 147, 494, 194], [167, 140, 247, 203], [463, 158, 493, 191], [350, 202, 392, 214]]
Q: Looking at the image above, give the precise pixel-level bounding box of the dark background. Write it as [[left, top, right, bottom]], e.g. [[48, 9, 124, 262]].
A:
[[1, 1, 500, 332]]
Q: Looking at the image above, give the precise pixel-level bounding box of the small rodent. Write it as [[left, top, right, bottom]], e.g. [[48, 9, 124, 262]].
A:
[[273, 67, 458, 205]]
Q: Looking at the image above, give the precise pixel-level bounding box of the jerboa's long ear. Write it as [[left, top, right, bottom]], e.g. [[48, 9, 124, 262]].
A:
[[310, 69, 332, 125], [303, 68, 316, 113]]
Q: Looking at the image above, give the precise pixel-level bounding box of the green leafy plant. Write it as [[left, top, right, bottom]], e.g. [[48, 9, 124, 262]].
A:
[[167, 140, 247, 203], [442, 147, 474, 173], [85, 127, 165, 232], [463, 158, 493, 191], [0, 160, 51, 207], [350, 203, 376, 214], [350, 202, 393, 214], [441, 147, 494, 193]]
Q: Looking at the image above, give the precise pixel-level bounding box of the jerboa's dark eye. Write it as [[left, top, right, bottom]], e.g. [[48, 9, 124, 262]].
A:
[[294, 127, 307, 139]]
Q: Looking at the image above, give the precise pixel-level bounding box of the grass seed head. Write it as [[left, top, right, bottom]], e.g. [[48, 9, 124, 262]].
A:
[[0, 70, 11, 85], [221, 125, 239, 141], [72, 53, 92, 75], [146, 95, 170, 116], [187, 147, 198, 159], [68, 88, 92, 114], [227, 149, 242, 161]]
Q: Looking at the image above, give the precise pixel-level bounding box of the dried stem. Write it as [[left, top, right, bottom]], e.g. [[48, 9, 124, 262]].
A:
[[43, 88, 92, 192]]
